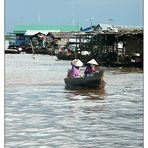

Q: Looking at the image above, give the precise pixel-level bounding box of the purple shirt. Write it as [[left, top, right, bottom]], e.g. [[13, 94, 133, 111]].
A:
[[68, 65, 81, 78], [84, 65, 96, 77]]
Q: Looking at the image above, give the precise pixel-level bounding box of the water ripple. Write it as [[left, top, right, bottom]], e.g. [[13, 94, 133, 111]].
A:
[[5, 54, 143, 148]]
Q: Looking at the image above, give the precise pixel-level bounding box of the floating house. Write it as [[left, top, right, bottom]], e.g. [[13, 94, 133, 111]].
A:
[[7, 24, 81, 54], [78, 24, 143, 66], [6, 23, 143, 67], [8, 24, 80, 44]]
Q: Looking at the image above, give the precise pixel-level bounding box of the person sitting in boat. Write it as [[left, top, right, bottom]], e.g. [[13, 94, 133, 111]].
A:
[[84, 59, 99, 77], [66, 48, 72, 56], [67, 59, 83, 78]]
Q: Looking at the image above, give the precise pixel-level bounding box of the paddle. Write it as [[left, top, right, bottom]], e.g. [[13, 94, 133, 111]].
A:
[[30, 40, 35, 59]]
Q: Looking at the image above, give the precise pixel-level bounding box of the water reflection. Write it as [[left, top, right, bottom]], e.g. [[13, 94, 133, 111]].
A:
[[65, 87, 105, 101], [75, 88, 105, 97]]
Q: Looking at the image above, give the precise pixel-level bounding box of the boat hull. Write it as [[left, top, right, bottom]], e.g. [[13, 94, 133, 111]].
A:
[[56, 52, 93, 64], [64, 71, 105, 89], [5, 49, 20, 54]]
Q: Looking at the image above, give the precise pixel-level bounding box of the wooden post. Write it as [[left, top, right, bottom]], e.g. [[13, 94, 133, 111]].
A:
[[116, 35, 119, 63], [76, 35, 78, 50], [30, 40, 35, 59]]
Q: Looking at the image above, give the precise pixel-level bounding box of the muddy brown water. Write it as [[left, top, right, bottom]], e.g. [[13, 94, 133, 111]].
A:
[[5, 54, 143, 148]]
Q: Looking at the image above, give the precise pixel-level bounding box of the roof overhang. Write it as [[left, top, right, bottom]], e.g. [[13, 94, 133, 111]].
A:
[[25, 30, 50, 36], [24, 30, 61, 36]]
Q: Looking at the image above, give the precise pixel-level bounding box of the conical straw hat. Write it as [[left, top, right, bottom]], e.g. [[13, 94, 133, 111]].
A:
[[87, 59, 98, 65], [71, 59, 83, 67]]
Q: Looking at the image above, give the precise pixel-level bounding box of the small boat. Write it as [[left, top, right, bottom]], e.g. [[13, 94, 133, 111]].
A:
[[5, 48, 21, 54], [64, 71, 105, 89], [56, 52, 93, 64], [5, 44, 23, 54], [56, 52, 76, 60], [24, 47, 51, 54]]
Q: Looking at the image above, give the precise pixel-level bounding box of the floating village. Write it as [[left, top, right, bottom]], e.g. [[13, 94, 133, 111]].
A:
[[5, 23, 143, 67]]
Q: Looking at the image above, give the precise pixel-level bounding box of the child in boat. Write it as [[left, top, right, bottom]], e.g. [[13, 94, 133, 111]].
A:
[[84, 59, 99, 77], [67, 59, 83, 78]]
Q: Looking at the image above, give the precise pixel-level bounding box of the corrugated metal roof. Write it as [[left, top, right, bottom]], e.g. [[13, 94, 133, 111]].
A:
[[14, 25, 80, 32], [25, 30, 51, 36], [13, 30, 26, 34], [81, 26, 95, 32]]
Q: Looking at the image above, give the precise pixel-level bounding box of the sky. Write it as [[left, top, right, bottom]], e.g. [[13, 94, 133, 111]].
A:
[[5, 0, 143, 33]]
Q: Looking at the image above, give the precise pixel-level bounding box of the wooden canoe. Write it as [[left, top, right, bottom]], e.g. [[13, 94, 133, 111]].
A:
[[56, 52, 93, 64], [64, 71, 105, 89], [5, 48, 21, 54]]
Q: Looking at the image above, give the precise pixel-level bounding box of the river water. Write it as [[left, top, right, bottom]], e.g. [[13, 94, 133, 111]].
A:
[[5, 54, 143, 148]]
